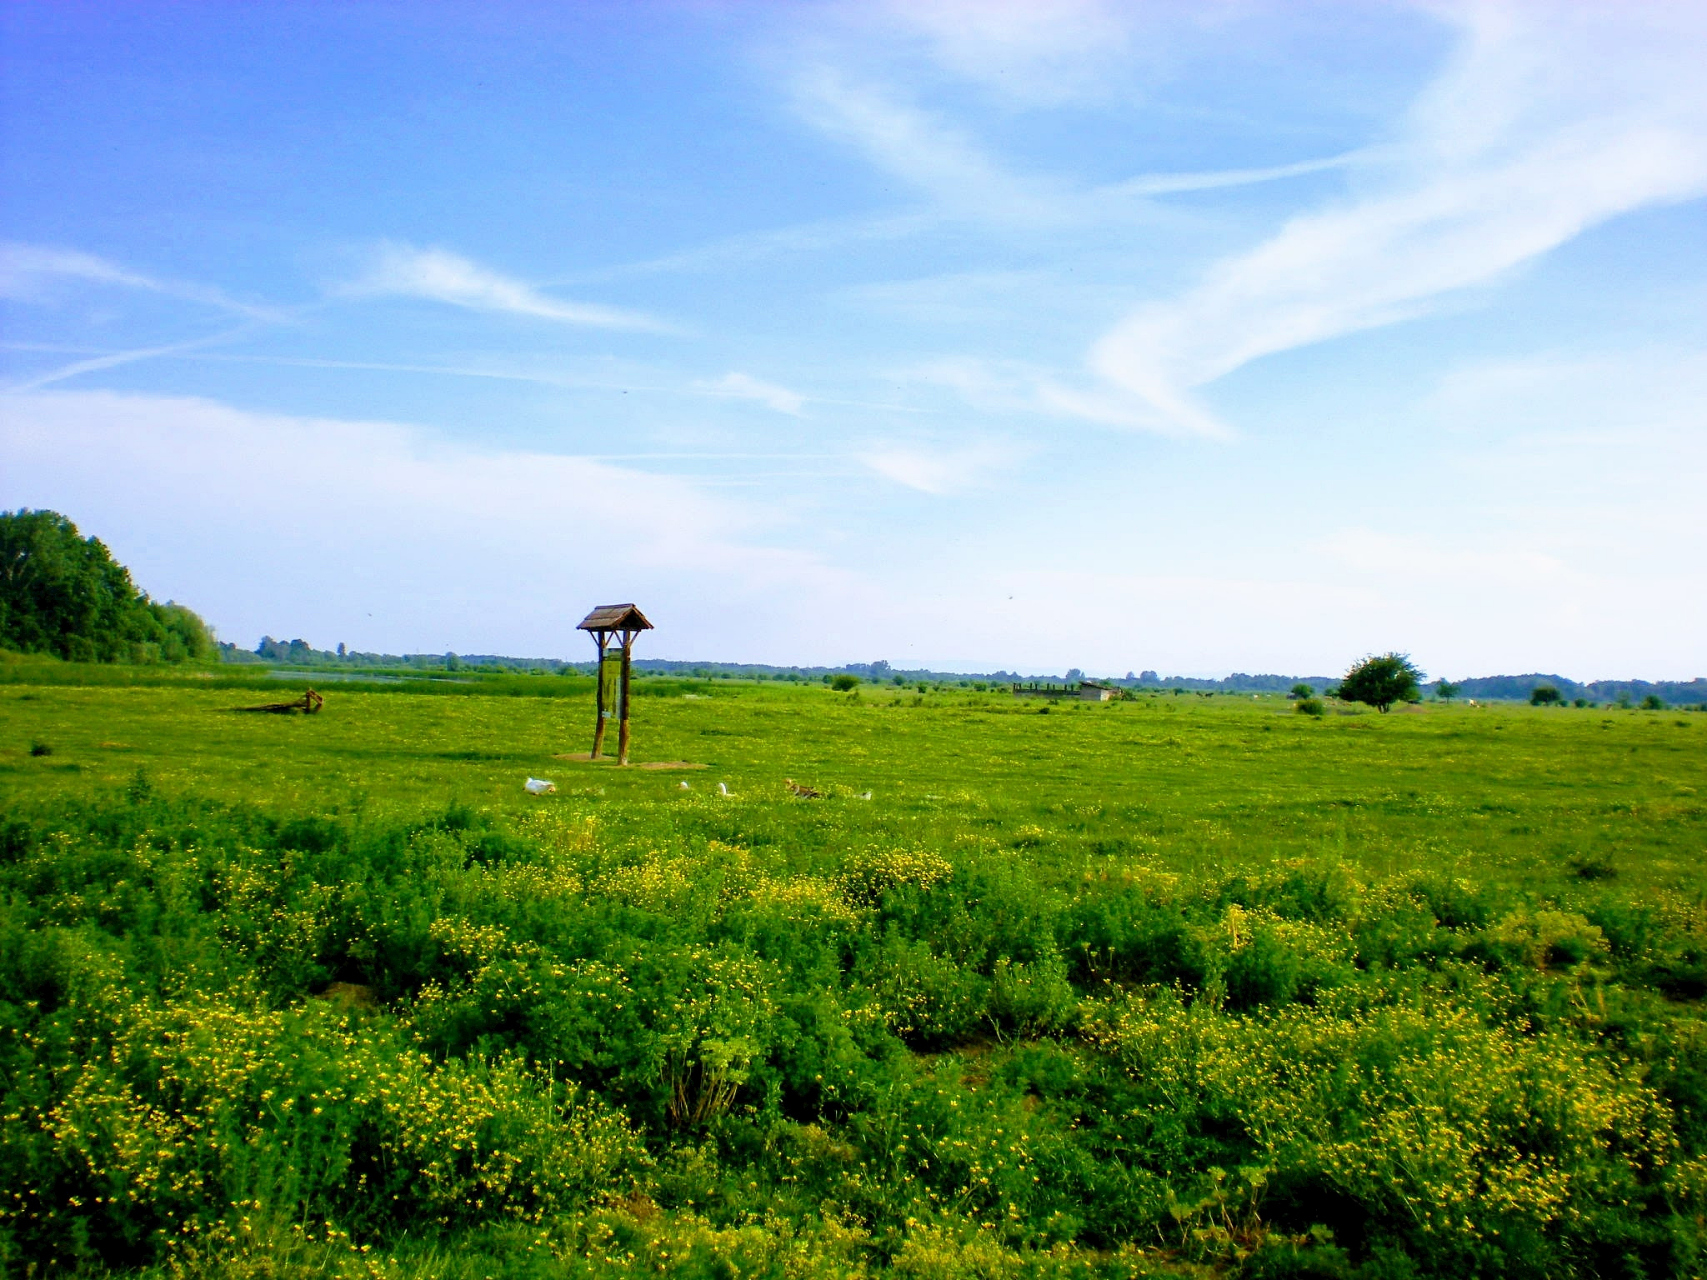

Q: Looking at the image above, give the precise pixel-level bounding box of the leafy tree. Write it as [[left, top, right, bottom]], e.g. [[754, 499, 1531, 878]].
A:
[[1641, 694, 1665, 711], [1290, 682, 1313, 699], [0, 509, 212, 663], [830, 674, 859, 691], [1436, 680, 1461, 701], [1065, 667, 1085, 682], [1530, 685, 1562, 706], [1338, 652, 1423, 713]]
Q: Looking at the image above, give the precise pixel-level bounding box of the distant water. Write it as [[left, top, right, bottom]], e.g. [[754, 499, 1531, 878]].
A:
[[260, 669, 474, 685]]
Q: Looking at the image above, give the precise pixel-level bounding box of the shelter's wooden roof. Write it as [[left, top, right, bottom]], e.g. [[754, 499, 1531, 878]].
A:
[[577, 603, 653, 632]]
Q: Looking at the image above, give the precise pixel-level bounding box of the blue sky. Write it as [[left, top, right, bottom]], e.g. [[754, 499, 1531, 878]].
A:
[[3, 1, 1703, 679]]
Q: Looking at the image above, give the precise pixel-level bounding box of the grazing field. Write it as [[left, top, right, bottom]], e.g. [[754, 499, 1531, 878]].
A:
[[2, 663, 1705, 1278]]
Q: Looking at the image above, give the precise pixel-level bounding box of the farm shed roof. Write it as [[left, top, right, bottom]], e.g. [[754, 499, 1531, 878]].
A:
[[576, 603, 653, 632]]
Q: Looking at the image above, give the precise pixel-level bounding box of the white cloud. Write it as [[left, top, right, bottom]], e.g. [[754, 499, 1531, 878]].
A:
[[692, 371, 806, 415], [341, 243, 668, 331], [6, 328, 258, 394], [852, 0, 1141, 106], [902, 357, 1217, 435], [1089, 3, 1707, 433], [1109, 153, 1363, 198], [1427, 348, 1707, 439], [0, 243, 159, 295], [0, 389, 856, 657], [790, 68, 1062, 221], [1317, 528, 1569, 586], [0, 241, 283, 320], [857, 439, 1022, 494]]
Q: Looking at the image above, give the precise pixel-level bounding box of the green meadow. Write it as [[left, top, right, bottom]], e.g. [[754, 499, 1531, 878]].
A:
[[2, 660, 1705, 1278]]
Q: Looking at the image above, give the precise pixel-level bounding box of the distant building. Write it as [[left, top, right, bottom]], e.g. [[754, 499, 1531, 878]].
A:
[[1012, 680, 1118, 702]]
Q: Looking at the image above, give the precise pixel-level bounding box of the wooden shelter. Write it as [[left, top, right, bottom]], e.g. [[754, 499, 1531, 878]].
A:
[[1011, 680, 1118, 702], [577, 603, 653, 764]]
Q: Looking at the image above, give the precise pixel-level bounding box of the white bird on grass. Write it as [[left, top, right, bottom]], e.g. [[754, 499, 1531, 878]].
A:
[[718, 782, 731, 797]]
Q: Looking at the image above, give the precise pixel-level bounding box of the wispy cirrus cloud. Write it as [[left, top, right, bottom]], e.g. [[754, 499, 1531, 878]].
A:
[[339, 243, 670, 331], [900, 357, 1221, 436], [858, 438, 1023, 494], [791, 68, 1063, 221], [1086, 3, 1707, 434], [0, 241, 284, 321], [692, 371, 807, 416], [831, 0, 1143, 107], [792, 67, 1354, 231]]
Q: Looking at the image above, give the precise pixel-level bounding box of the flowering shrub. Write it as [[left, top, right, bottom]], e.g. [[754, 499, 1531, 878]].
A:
[[1, 794, 1704, 1277]]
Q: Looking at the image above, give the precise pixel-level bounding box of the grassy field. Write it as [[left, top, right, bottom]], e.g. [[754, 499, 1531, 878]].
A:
[[2, 661, 1705, 1278]]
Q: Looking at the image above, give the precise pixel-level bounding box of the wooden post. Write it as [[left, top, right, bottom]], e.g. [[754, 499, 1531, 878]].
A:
[[617, 630, 634, 765], [590, 633, 609, 758]]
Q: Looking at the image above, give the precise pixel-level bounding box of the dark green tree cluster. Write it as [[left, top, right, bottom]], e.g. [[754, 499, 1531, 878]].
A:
[[0, 509, 212, 664]]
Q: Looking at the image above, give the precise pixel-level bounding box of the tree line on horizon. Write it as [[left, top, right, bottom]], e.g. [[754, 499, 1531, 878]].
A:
[[5, 510, 1700, 704]]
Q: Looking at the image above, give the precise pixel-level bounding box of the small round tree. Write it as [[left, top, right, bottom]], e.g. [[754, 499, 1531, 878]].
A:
[[1290, 682, 1313, 699], [1530, 684, 1562, 706], [1435, 680, 1461, 701], [1338, 652, 1422, 713]]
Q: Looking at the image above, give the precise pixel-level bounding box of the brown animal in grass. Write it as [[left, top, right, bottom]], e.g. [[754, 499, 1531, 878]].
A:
[[784, 778, 821, 799]]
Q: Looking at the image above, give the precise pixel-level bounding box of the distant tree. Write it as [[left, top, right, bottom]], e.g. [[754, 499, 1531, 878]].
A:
[[1641, 694, 1665, 710], [1065, 668, 1085, 682], [446, 652, 462, 672], [0, 508, 212, 664], [1436, 680, 1461, 701], [1530, 685, 1562, 706], [1290, 682, 1313, 699], [1295, 696, 1325, 717], [1338, 653, 1423, 713], [868, 660, 891, 677], [892, 674, 906, 686], [830, 674, 859, 691]]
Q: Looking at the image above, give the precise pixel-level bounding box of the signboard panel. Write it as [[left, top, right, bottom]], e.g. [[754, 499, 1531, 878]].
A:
[[598, 650, 623, 720]]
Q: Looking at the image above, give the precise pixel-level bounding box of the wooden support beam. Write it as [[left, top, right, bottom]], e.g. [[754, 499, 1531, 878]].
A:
[[590, 633, 609, 759], [618, 632, 634, 765]]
